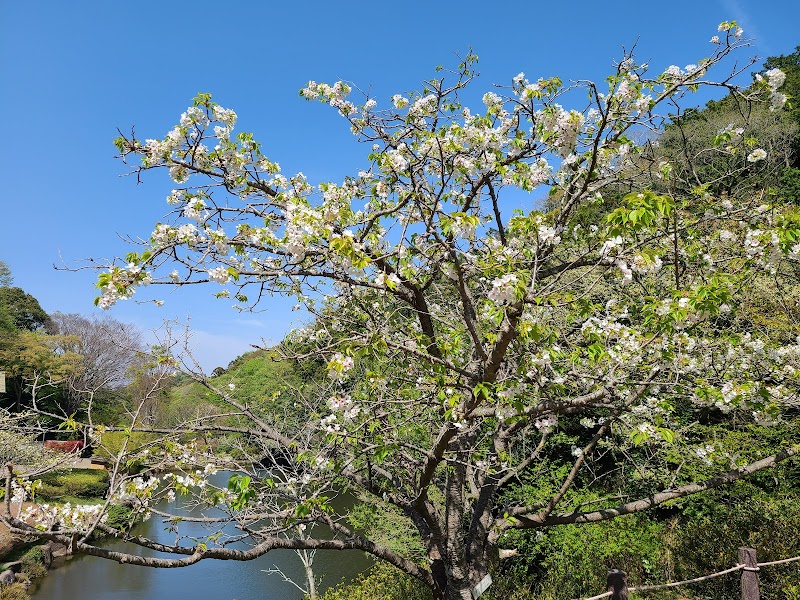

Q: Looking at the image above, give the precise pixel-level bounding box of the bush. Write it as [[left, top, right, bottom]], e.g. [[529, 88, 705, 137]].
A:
[[668, 490, 800, 599], [104, 504, 134, 531], [19, 546, 46, 579], [494, 513, 667, 599], [36, 469, 109, 500], [93, 431, 157, 467], [780, 167, 800, 204], [481, 485, 800, 600], [319, 561, 431, 600]]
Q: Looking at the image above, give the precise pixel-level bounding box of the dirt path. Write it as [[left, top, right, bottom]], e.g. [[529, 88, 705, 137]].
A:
[[68, 458, 105, 470]]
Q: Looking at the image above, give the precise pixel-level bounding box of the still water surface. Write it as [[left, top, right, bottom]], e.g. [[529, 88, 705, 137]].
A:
[[31, 473, 371, 600]]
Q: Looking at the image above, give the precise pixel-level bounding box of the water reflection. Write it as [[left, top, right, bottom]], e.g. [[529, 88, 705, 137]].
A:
[[31, 473, 370, 600]]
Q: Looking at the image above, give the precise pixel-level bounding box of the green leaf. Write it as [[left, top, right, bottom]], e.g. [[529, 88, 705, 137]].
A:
[[227, 474, 255, 510], [657, 428, 675, 444]]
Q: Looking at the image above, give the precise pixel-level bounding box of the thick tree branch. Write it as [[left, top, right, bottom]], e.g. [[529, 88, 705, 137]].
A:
[[498, 444, 800, 530]]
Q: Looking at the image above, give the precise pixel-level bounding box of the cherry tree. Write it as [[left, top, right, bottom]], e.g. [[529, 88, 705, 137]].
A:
[[4, 23, 800, 600]]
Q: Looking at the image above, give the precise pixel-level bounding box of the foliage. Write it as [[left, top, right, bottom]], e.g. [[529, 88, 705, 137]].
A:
[[0, 304, 14, 333], [119, 350, 176, 428], [35, 469, 109, 500], [347, 500, 426, 562], [19, 546, 46, 579], [92, 431, 158, 472], [781, 167, 800, 204], [490, 417, 800, 599], [0, 332, 82, 383], [639, 46, 800, 209], [668, 490, 800, 599], [82, 389, 132, 426], [104, 503, 135, 531], [318, 561, 431, 600], [483, 489, 800, 600], [150, 384, 220, 429], [648, 99, 796, 199], [0, 327, 83, 413], [218, 350, 321, 428], [0, 261, 12, 287], [150, 349, 319, 447], [0, 287, 50, 332], [494, 515, 667, 599]]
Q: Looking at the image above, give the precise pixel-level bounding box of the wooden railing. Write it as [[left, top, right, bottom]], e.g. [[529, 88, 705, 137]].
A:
[[577, 547, 800, 600]]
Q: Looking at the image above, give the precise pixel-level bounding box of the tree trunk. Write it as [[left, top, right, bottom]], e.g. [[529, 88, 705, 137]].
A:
[[427, 557, 485, 600], [304, 561, 317, 600], [445, 583, 474, 600], [441, 557, 491, 600], [299, 549, 317, 600]]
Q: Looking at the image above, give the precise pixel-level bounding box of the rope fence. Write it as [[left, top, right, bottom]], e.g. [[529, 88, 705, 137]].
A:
[[757, 554, 800, 568], [576, 547, 800, 600]]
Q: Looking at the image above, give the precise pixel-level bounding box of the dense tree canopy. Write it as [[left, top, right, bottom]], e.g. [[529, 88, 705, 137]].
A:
[[0, 286, 50, 332], [4, 24, 800, 600]]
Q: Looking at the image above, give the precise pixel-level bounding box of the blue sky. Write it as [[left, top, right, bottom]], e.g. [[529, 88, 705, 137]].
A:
[[1, 0, 798, 371]]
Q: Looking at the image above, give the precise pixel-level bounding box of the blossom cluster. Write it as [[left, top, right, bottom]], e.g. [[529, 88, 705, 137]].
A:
[[96, 264, 151, 309], [374, 271, 401, 289], [17, 501, 108, 531], [488, 273, 519, 305], [321, 393, 362, 433], [538, 105, 585, 157], [755, 67, 788, 110], [327, 352, 355, 379], [301, 80, 356, 117]]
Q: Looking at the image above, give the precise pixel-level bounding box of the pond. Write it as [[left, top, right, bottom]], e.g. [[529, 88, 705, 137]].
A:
[[30, 473, 371, 600]]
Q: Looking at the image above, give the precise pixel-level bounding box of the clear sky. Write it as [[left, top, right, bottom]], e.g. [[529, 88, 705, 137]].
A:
[[1, 0, 798, 371]]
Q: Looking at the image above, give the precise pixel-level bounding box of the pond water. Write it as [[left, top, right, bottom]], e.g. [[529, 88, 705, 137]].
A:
[[30, 473, 371, 600]]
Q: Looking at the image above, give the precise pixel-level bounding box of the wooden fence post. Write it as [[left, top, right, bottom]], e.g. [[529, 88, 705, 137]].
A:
[[606, 569, 628, 600], [738, 547, 760, 600]]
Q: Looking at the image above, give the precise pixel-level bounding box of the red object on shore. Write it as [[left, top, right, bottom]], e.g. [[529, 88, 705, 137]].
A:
[[43, 440, 84, 453]]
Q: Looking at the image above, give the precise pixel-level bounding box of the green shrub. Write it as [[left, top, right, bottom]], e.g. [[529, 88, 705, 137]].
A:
[[93, 431, 157, 469], [36, 469, 109, 500], [104, 504, 134, 531], [319, 561, 431, 600], [93, 431, 144, 457], [493, 513, 667, 599], [86, 390, 130, 425], [780, 167, 800, 204], [19, 546, 46, 579], [667, 490, 800, 599], [483, 486, 800, 600], [347, 502, 425, 562]]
